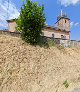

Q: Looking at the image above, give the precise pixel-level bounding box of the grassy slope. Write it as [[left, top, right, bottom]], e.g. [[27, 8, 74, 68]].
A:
[[0, 34, 80, 92]]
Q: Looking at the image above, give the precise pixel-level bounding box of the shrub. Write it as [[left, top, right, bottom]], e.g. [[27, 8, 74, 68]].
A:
[[47, 40, 55, 47], [16, 0, 46, 45], [63, 80, 69, 88]]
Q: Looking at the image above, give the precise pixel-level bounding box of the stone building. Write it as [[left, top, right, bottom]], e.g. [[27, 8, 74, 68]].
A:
[[7, 19, 17, 32], [7, 11, 70, 40]]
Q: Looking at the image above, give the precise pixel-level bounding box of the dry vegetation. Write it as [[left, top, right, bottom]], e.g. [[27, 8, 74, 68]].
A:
[[0, 34, 80, 92]]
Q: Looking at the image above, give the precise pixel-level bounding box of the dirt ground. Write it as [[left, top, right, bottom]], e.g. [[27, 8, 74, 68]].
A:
[[0, 34, 80, 92]]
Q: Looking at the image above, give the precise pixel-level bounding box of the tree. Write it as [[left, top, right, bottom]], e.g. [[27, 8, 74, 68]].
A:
[[16, 0, 46, 44]]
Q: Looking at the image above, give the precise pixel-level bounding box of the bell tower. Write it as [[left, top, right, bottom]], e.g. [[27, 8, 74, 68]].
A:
[[56, 10, 70, 32]]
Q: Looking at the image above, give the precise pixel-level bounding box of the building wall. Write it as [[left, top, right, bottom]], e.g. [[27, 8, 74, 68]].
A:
[[56, 18, 70, 31], [8, 21, 17, 32], [43, 29, 70, 40], [8, 21, 70, 40]]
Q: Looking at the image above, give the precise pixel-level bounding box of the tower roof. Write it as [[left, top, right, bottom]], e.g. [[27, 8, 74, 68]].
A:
[[56, 10, 70, 23]]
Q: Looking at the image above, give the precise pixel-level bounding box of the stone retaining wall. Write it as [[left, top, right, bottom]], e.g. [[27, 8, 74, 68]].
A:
[[59, 39, 80, 47], [0, 31, 21, 37], [0, 31, 80, 47], [43, 37, 80, 47]]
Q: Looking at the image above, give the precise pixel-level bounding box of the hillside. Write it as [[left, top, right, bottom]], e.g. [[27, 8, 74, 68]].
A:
[[0, 34, 80, 92]]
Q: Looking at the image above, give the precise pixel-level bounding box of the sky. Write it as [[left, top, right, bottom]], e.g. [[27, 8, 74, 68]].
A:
[[0, 0, 80, 40]]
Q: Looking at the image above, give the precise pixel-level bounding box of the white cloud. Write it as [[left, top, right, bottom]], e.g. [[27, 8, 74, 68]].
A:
[[0, 0, 20, 29], [70, 22, 74, 27], [70, 21, 80, 28], [74, 22, 79, 26], [59, 0, 80, 7]]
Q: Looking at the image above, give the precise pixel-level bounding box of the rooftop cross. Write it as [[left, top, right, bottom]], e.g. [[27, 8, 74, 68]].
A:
[[61, 9, 63, 16]]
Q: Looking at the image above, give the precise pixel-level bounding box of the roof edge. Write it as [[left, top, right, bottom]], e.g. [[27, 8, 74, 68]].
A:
[[44, 25, 70, 33], [55, 17, 70, 24], [7, 19, 16, 22]]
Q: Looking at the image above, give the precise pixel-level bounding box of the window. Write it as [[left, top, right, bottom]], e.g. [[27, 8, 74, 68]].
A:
[[61, 35, 64, 39], [65, 20, 66, 23], [61, 35, 66, 39], [52, 34, 54, 38]]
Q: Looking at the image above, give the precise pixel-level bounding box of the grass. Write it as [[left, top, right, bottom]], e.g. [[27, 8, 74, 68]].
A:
[[63, 80, 69, 88], [47, 40, 55, 47]]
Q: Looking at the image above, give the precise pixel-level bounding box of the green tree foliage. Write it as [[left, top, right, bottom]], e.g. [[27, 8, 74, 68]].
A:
[[16, 0, 46, 44]]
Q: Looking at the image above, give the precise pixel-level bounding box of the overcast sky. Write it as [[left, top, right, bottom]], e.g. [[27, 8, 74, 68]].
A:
[[0, 0, 80, 40]]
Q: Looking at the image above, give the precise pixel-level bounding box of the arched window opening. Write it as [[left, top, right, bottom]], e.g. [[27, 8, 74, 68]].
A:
[[52, 34, 54, 38], [65, 20, 66, 23], [61, 35, 66, 39]]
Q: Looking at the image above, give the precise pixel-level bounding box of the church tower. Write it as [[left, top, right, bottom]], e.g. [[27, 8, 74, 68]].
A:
[[56, 10, 70, 32]]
